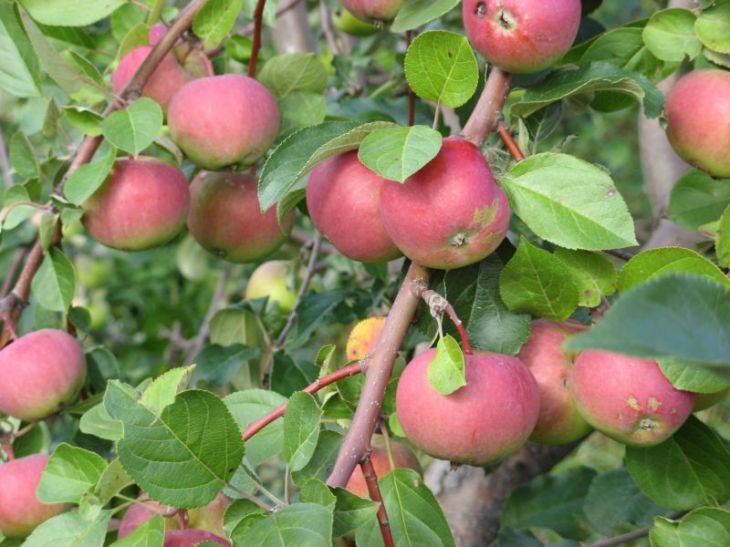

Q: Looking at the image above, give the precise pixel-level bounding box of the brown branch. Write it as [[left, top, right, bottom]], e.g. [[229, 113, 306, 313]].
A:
[[248, 0, 268, 77], [361, 454, 395, 547], [413, 284, 473, 355], [0, 247, 29, 297], [497, 121, 525, 161], [243, 362, 364, 440], [326, 263, 430, 487], [461, 68, 512, 147], [589, 512, 686, 547]]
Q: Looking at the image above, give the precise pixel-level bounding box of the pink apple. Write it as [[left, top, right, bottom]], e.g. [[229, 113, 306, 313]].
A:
[[340, 0, 404, 22], [164, 529, 230, 546], [346, 435, 421, 497]]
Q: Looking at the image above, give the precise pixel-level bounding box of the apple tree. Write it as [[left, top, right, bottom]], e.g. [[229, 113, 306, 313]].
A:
[[0, 0, 729, 545]]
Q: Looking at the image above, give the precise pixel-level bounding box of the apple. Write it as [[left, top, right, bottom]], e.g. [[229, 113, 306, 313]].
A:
[[307, 152, 401, 263], [346, 435, 421, 498], [187, 171, 295, 263], [570, 351, 696, 446], [75, 255, 112, 289], [665, 69, 730, 179], [340, 0, 403, 23], [345, 317, 386, 361], [379, 136, 510, 270], [167, 75, 280, 169], [0, 454, 69, 538], [517, 320, 592, 444], [164, 529, 230, 546], [395, 349, 539, 465], [83, 158, 190, 252], [333, 9, 379, 37], [0, 329, 86, 422], [245, 260, 298, 313], [462, 0, 582, 73]]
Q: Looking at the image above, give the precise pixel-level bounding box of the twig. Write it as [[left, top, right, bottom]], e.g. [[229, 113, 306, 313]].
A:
[[413, 285, 473, 355], [0, 128, 13, 188], [183, 266, 232, 363], [225, 482, 275, 512], [589, 513, 686, 547], [361, 454, 395, 547], [248, 0, 268, 77], [0, 247, 29, 297], [274, 233, 323, 348], [320, 3, 341, 55], [462, 67, 512, 147], [497, 120, 526, 161], [604, 249, 634, 261]]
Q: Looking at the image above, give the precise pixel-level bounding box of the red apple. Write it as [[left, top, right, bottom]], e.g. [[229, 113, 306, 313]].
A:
[[167, 75, 280, 169], [164, 529, 230, 546], [0, 329, 85, 422], [341, 0, 403, 23], [346, 435, 421, 498], [518, 320, 592, 445], [665, 69, 730, 179], [462, 0, 582, 73], [83, 158, 190, 252], [245, 260, 298, 313], [396, 350, 539, 465], [307, 152, 401, 263], [0, 454, 69, 538], [187, 171, 294, 263], [570, 351, 696, 446], [379, 137, 510, 270]]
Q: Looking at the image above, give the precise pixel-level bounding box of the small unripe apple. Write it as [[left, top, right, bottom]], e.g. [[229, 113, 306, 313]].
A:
[[346, 435, 421, 498], [164, 529, 230, 546], [83, 158, 190, 252], [379, 137, 510, 270], [518, 320, 592, 445], [665, 69, 730, 179], [346, 317, 386, 361], [307, 152, 401, 263], [0, 329, 86, 422], [167, 75, 280, 169], [187, 171, 295, 263], [570, 351, 696, 446], [0, 454, 69, 538], [340, 0, 403, 23], [396, 350, 539, 465], [75, 255, 112, 289], [112, 46, 192, 111], [245, 260, 298, 313], [462, 0, 582, 73], [333, 9, 379, 36]]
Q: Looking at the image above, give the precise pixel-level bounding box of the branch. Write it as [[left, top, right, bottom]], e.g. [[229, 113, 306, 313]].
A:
[[413, 284, 473, 355], [461, 68, 512, 147], [497, 121, 526, 161], [361, 454, 395, 547], [589, 512, 685, 547], [248, 0, 268, 77], [0, 246, 29, 297]]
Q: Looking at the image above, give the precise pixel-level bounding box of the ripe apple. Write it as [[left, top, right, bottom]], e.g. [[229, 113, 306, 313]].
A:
[[307, 152, 401, 263], [0, 454, 69, 538], [83, 158, 190, 252], [518, 320, 592, 444], [345, 317, 386, 361], [164, 529, 230, 546], [245, 260, 298, 313], [340, 0, 403, 23], [346, 435, 421, 498], [333, 9, 378, 36], [462, 0, 582, 73], [570, 351, 696, 446], [187, 171, 295, 263], [396, 349, 539, 465], [0, 329, 86, 422], [379, 136, 510, 270], [665, 69, 730, 179], [167, 75, 280, 169]]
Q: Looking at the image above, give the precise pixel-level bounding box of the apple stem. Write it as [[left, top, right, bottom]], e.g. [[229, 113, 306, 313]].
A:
[[414, 285, 474, 355], [497, 120, 526, 161], [361, 452, 395, 547], [461, 67, 512, 147], [177, 509, 189, 529], [248, 0, 269, 78]]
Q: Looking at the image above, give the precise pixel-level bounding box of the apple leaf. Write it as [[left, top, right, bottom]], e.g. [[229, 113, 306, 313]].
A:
[[101, 98, 163, 157], [192, 0, 243, 50], [695, 1, 730, 54], [20, 0, 125, 27], [0, 1, 41, 97], [239, 503, 333, 545], [554, 248, 617, 307], [716, 205, 730, 268], [110, 514, 164, 547], [31, 248, 75, 313], [23, 510, 112, 547], [9, 131, 39, 180], [258, 53, 329, 98], [428, 335, 467, 395], [642, 8, 701, 62], [283, 391, 322, 472], [391, 0, 460, 32], [64, 142, 116, 206], [37, 443, 108, 504], [651, 508, 730, 547], [358, 125, 442, 183], [667, 169, 730, 230]]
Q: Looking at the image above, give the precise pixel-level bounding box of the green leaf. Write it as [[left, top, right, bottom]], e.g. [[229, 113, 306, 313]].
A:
[[192, 0, 243, 49], [259, 121, 394, 212], [110, 514, 164, 547], [283, 391, 322, 472], [31, 248, 75, 313], [499, 239, 580, 321], [651, 508, 730, 547], [626, 416, 730, 510], [299, 479, 336, 511], [577, 27, 659, 76], [501, 153, 638, 250], [140, 365, 195, 415], [64, 143, 116, 206], [238, 503, 333, 545], [554, 248, 617, 307], [332, 488, 378, 537], [9, 131, 39, 180], [358, 125, 442, 183], [642, 8, 701, 62], [20, 0, 125, 27], [618, 247, 730, 292], [391, 0, 461, 33], [105, 383, 244, 507], [224, 499, 267, 539], [716, 205, 730, 268], [404, 30, 478, 109], [101, 98, 163, 156], [192, 344, 260, 387], [668, 169, 730, 230], [37, 444, 108, 504], [659, 359, 729, 394], [427, 335, 466, 395], [93, 458, 133, 505], [0, 1, 40, 97], [277, 92, 326, 138], [62, 106, 103, 137], [79, 402, 123, 441], [225, 389, 287, 466], [565, 274, 730, 369], [1, 184, 35, 231], [502, 466, 596, 540], [23, 510, 112, 547], [258, 53, 329, 98], [511, 62, 664, 119], [291, 430, 343, 486], [695, 2, 730, 54]]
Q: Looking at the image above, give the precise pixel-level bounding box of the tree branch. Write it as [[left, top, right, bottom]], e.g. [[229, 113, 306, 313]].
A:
[[248, 0, 268, 77], [361, 454, 395, 547], [497, 121, 526, 161], [462, 68, 511, 147]]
